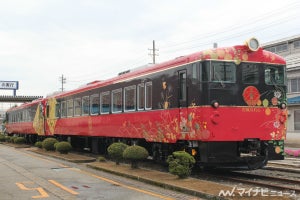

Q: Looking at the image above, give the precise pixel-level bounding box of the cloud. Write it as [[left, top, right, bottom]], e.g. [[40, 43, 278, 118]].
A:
[[0, 0, 299, 98]]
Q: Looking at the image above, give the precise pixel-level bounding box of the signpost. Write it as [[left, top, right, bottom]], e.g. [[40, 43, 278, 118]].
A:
[[0, 81, 19, 96]]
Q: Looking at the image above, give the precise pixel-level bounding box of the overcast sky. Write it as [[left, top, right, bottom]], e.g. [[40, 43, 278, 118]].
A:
[[0, 0, 299, 97]]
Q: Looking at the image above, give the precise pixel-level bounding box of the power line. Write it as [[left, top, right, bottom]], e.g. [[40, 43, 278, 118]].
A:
[[59, 1, 299, 87]]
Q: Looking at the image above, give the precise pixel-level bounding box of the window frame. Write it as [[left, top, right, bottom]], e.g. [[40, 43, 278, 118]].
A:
[[211, 61, 236, 83], [124, 85, 136, 112], [67, 99, 74, 117], [82, 96, 90, 116], [90, 93, 100, 115], [145, 82, 152, 110], [74, 98, 82, 116], [100, 91, 110, 114], [61, 101, 67, 118], [112, 88, 123, 113], [264, 65, 286, 86], [137, 83, 145, 111], [242, 63, 259, 84]]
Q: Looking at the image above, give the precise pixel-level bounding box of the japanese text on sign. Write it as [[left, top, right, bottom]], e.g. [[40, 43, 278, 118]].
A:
[[0, 81, 19, 90]]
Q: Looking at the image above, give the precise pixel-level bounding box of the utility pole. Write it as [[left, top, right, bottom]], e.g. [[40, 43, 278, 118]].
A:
[[59, 74, 66, 92], [148, 40, 159, 64]]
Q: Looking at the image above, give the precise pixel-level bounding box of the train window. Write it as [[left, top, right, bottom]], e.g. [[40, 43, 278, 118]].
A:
[[112, 89, 122, 113], [201, 62, 210, 81], [242, 63, 259, 84], [55, 103, 60, 118], [74, 98, 81, 116], [90, 94, 100, 115], [101, 91, 110, 114], [61, 101, 67, 117], [145, 82, 152, 110], [137, 83, 145, 110], [67, 99, 74, 117], [82, 96, 90, 115], [211, 61, 236, 83], [192, 63, 198, 84], [124, 85, 136, 112], [264, 65, 286, 85], [179, 71, 187, 102]]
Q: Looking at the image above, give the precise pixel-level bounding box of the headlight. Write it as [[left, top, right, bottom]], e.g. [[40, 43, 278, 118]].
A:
[[245, 37, 260, 51]]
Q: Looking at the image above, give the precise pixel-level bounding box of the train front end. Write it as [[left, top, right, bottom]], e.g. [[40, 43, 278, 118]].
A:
[[187, 38, 287, 169]]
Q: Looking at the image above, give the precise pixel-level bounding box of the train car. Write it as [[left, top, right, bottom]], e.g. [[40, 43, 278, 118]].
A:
[[5, 98, 45, 142], [5, 38, 287, 169]]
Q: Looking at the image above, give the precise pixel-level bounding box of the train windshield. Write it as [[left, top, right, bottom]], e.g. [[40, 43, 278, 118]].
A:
[[264, 65, 286, 85], [211, 61, 236, 83]]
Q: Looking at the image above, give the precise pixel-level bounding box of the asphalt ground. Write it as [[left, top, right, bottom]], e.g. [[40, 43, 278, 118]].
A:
[[3, 132, 299, 199], [27, 145, 299, 200]]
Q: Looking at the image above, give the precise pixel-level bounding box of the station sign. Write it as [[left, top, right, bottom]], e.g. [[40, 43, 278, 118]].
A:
[[0, 81, 19, 90]]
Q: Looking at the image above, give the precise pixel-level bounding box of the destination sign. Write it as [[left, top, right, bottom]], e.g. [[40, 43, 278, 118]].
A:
[[0, 81, 19, 90]]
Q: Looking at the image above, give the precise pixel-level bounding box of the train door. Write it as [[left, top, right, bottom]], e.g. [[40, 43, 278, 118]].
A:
[[45, 98, 58, 136], [178, 70, 188, 132], [33, 101, 45, 136]]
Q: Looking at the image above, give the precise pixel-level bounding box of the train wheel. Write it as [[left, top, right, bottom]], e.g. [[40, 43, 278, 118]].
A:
[[247, 148, 268, 169]]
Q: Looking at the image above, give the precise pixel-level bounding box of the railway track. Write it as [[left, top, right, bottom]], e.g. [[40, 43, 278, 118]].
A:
[[203, 170, 300, 198]]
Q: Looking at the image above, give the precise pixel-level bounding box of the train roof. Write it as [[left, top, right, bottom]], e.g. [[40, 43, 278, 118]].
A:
[[48, 39, 286, 99], [6, 98, 43, 112]]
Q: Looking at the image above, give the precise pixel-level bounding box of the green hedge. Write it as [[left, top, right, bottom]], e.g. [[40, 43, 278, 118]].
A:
[[42, 138, 58, 151], [123, 145, 149, 168], [55, 141, 72, 154], [14, 137, 26, 144], [107, 142, 128, 165], [34, 141, 43, 148], [0, 135, 5, 142]]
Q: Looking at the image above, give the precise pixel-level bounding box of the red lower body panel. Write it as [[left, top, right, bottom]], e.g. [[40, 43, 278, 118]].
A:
[[48, 106, 286, 143]]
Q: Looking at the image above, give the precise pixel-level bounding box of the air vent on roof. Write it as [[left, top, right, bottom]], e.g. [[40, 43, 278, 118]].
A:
[[118, 70, 130, 76]]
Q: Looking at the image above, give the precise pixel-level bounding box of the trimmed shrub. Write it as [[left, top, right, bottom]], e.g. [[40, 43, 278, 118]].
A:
[[35, 141, 43, 148], [123, 145, 149, 169], [167, 151, 196, 179], [10, 136, 17, 143], [107, 142, 129, 165], [0, 135, 5, 142], [14, 137, 26, 144], [97, 156, 106, 162], [42, 138, 58, 151], [55, 141, 72, 154], [5, 136, 11, 142]]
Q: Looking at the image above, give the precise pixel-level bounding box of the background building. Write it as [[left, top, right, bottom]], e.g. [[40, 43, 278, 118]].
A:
[[263, 34, 300, 132]]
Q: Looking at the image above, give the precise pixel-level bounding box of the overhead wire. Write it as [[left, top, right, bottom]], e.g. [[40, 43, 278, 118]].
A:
[[159, 1, 300, 50], [65, 1, 299, 89]]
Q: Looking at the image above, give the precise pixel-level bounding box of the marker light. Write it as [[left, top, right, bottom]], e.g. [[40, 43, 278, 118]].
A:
[[279, 102, 287, 109], [245, 37, 260, 51], [211, 100, 219, 109]]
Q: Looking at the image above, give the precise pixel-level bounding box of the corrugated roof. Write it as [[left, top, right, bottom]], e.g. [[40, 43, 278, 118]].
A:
[[262, 34, 300, 47]]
